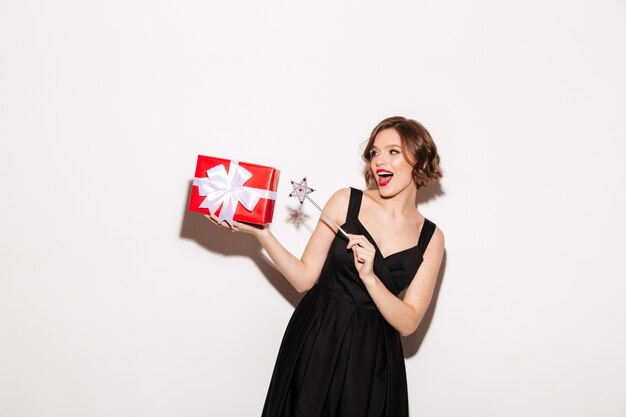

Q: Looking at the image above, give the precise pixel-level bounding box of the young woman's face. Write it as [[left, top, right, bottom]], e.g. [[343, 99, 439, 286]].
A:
[[369, 128, 415, 193]]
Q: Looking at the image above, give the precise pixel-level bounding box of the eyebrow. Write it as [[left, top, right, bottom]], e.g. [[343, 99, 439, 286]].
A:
[[371, 145, 401, 150]]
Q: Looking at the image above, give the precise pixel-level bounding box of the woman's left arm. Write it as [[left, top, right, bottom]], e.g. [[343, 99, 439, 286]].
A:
[[348, 227, 445, 336]]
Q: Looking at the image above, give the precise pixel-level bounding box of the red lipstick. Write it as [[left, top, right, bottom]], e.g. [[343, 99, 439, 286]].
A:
[[376, 169, 393, 187]]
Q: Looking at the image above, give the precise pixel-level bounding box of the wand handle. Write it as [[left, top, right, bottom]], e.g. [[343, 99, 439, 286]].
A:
[[305, 194, 350, 240]]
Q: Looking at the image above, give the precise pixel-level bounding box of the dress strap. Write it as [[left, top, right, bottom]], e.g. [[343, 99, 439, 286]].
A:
[[417, 218, 437, 253], [346, 187, 363, 221]]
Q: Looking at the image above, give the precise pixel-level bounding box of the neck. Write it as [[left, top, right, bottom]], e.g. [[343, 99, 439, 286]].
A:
[[373, 185, 418, 217]]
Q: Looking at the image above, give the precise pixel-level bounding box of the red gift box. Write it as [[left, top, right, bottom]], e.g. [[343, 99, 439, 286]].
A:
[[189, 155, 280, 225]]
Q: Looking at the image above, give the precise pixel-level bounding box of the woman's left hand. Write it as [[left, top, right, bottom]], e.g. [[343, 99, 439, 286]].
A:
[[346, 233, 376, 284]]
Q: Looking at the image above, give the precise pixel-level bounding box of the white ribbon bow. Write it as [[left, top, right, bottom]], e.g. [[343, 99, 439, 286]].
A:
[[192, 160, 277, 226]]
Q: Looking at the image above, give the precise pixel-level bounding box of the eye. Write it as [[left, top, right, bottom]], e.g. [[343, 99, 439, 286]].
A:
[[369, 149, 378, 158], [390, 149, 400, 155]]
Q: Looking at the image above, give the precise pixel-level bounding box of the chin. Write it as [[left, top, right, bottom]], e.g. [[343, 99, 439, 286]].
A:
[[377, 180, 410, 194]]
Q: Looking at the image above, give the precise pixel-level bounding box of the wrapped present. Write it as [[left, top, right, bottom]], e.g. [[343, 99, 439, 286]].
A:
[[189, 155, 280, 225]]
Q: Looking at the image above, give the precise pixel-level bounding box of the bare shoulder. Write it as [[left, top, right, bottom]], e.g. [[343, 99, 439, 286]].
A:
[[323, 187, 352, 226], [427, 224, 445, 255], [328, 187, 352, 202], [433, 224, 445, 243]]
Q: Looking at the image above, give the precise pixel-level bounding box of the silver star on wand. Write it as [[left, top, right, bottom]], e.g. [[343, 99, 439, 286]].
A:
[[288, 177, 350, 240], [289, 177, 315, 204]]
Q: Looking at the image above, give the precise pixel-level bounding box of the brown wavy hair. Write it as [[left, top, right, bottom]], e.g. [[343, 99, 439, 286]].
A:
[[362, 116, 443, 190]]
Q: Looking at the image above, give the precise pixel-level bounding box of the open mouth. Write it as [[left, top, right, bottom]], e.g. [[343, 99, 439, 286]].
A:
[[377, 170, 393, 186]]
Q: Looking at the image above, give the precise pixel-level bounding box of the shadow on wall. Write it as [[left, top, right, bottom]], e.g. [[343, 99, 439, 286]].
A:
[[180, 179, 448, 358], [401, 251, 447, 359], [401, 181, 447, 358], [179, 181, 304, 308]]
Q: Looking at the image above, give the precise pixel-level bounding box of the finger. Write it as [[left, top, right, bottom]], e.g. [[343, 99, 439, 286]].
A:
[[347, 240, 367, 251], [348, 242, 363, 251], [218, 220, 233, 229], [347, 240, 360, 249], [346, 234, 361, 246], [355, 245, 374, 262], [352, 237, 373, 251], [353, 245, 365, 263], [347, 234, 365, 245], [352, 247, 362, 263]]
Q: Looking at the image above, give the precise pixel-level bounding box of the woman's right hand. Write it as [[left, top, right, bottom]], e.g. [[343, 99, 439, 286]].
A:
[[204, 213, 268, 238]]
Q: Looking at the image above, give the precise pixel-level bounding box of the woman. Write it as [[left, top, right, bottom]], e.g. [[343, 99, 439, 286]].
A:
[[206, 116, 445, 416]]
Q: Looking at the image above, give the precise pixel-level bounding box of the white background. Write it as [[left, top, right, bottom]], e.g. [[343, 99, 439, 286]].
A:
[[1, 1, 625, 416]]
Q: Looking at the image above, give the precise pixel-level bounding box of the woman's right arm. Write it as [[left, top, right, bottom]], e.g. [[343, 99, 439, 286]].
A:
[[207, 187, 351, 293], [255, 187, 350, 293]]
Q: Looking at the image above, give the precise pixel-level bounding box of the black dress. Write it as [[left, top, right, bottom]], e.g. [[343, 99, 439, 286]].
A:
[[261, 187, 437, 417]]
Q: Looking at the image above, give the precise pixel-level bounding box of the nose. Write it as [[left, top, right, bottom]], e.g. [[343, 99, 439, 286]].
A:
[[375, 155, 388, 166]]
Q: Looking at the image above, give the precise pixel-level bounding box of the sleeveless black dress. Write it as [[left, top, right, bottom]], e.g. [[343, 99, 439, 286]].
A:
[[261, 187, 437, 417]]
